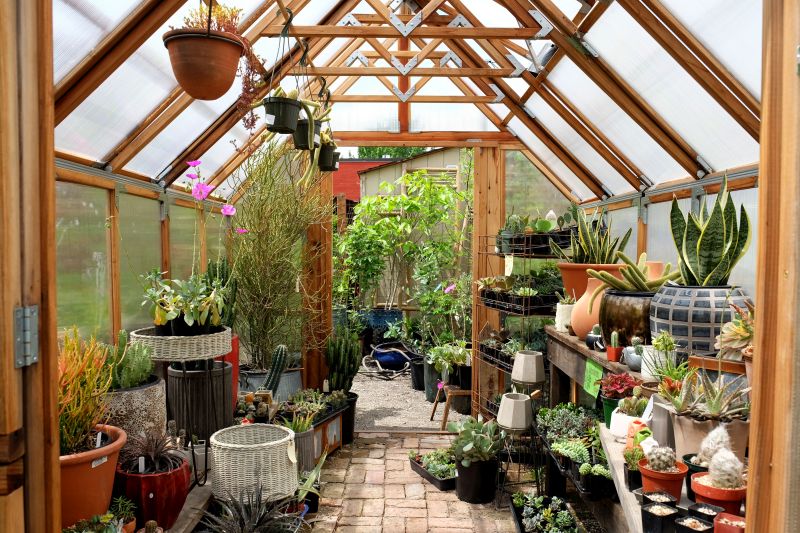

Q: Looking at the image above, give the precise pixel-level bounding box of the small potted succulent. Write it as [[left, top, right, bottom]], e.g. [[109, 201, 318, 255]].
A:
[[408, 448, 457, 491], [596, 372, 641, 428], [684, 426, 730, 501], [136, 521, 164, 533], [691, 449, 747, 515], [638, 445, 688, 500], [642, 330, 678, 381], [447, 416, 505, 504], [641, 502, 679, 533], [714, 513, 746, 533], [623, 447, 644, 491], [498, 214, 527, 254], [675, 515, 713, 532], [554, 291, 576, 333], [610, 386, 648, 442], [607, 330, 623, 362], [622, 336, 644, 372], [109, 496, 137, 533]]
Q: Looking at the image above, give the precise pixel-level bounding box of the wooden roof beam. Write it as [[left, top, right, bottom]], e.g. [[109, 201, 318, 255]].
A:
[[289, 66, 523, 76], [261, 25, 542, 39]]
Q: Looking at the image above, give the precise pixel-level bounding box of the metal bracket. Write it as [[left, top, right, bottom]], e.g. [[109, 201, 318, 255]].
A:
[[391, 54, 418, 75], [338, 13, 361, 27], [14, 306, 39, 368], [440, 51, 462, 68], [504, 54, 526, 77], [488, 83, 504, 103], [529, 10, 553, 39], [391, 84, 417, 102], [390, 11, 422, 37], [580, 39, 600, 57], [637, 196, 650, 223], [346, 51, 369, 67], [696, 154, 713, 174], [690, 185, 705, 214], [448, 14, 472, 28]]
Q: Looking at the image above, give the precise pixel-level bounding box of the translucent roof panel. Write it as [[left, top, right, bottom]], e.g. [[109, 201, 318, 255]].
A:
[[661, 0, 762, 100], [172, 125, 251, 190], [342, 76, 394, 95], [53, 0, 139, 83], [330, 103, 398, 131], [545, 59, 686, 184], [415, 77, 464, 96], [507, 116, 594, 201], [409, 104, 499, 132], [526, 94, 634, 195], [585, 3, 759, 171]]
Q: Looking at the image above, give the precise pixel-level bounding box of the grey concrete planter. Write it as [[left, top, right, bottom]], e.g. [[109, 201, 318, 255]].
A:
[[105, 375, 166, 446]]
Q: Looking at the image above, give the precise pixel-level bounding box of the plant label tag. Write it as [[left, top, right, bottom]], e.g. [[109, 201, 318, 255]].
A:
[[265, 114, 275, 126], [323, 379, 330, 393], [583, 360, 603, 398], [91, 455, 108, 469], [95, 433, 102, 448], [504, 255, 514, 276], [314, 134, 320, 145], [139, 456, 146, 474], [287, 442, 297, 463], [641, 395, 655, 422]]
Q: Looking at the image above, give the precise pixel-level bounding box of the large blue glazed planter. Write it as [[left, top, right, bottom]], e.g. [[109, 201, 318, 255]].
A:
[[649, 282, 750, 353]]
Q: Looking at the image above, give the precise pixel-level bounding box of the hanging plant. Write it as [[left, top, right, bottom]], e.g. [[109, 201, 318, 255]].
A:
[[318, 128, 339, 172]]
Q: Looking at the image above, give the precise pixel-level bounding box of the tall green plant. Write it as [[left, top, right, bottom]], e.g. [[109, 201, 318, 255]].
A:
[[325, 330, 361, 392], [670, 178, 751, 286], [107, 330, 153, 390], [550, 206, 631, 264]]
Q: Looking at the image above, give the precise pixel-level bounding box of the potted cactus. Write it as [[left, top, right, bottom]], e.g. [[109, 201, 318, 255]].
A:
[[607, 330, 623, 362], [554, 291, 576, 333], [136, 521, 164, 533], [691, 448, 747, 515], [684, 426, 730, 501], [240, 344, 290, 393], [609, 386, 648, 441], [650, 178, 752, 352], [638, 445, 688, 500], [325, 330, 362, 444], [447, 416, 505, 503]]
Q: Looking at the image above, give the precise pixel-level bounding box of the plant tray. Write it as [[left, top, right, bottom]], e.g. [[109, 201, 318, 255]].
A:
[[477, 344, 513, 372], [409, 458, 456, 491], [479, 293, 557, 316], [510, 503, 525, 533], [131, 327, 232, 362]]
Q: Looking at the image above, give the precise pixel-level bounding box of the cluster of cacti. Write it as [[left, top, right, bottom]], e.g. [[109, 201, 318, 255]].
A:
[[107, 330, 154, 390], [617, 386, 648, 417], [551, 439, 590, 464], [646, 446, 677, 472], [695, 426, 732, 466], [326, 389, 349, 410], [708, 449, 745, 489], [261, 345, 289, 392], [591, 463, 612, 479], [624, 447, 644, 471], [324, 331, 361, 392]]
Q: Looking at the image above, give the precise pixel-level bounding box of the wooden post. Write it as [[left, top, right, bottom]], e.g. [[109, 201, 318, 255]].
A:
[[336, 193, 347, 233], [108, 189, 122, 336], [745, 2, 799, 531]]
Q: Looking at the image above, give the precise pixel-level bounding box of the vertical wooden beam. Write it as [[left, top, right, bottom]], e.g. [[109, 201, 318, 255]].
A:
[[745, 1, 799, 531], [108, 189, 122, 336], [336, 193, 347, 233]]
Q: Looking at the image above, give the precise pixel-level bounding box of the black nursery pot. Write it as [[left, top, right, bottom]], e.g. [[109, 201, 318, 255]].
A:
[[341, 392, 358, 445], [643, 491, 678, 507], [641, 502, 679, 533], [455, 459, 498, 504], [410, 359, 425, 391], [262, 96, 302, 134], [688, 503, 724, 522], [293, 119, 321, 149], [674, 516, 713, 533], [625, 466, 643, 491], [318, 144, 338, 171], [682, 454, 708, 501]]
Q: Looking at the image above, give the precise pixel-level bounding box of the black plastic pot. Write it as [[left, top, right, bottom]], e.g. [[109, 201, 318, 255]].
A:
[[643, 491, 678, 507], [626, 466, 643, 491], [641, 502, 679, 533], [688, 503, 724, 522], [455, 459, 498, 503], [167, 360, 233, 442], [674, 516, 713, 532], [263, 96, 302, 134], [304, 486, 320, 513], [318, 144, 338, 171], [682, 454, 708, 501], [410, 360, 425, 391], [423, 359, 441, 403], [293, 119, 321, 150], [342, 392, 358, 445], [409, 457, 456, 491]]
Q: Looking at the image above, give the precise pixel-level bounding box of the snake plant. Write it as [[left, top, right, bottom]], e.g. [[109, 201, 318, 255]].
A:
[[670, 177, 751, 286], [550, 207, 631, 264]]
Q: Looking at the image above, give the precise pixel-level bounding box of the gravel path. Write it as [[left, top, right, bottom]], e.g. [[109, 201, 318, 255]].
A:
[[350, 370, 468, 431]]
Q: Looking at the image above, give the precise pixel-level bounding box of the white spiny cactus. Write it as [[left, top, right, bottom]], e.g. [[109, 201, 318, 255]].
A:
[[708, 449, 745, 489], [697, 426, 732, 465]]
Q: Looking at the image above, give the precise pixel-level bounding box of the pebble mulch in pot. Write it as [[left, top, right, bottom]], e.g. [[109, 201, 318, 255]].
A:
[[688, 503, 724, 521], [642, 503, 679, 533], [675, 516, 713, 532], [643, 491, 678, 507]]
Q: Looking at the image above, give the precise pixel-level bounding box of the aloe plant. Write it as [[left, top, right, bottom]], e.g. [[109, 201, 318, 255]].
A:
[[670, 177, 751, 286], [685, 372, 751, 421], [550, 207, 631, 264]]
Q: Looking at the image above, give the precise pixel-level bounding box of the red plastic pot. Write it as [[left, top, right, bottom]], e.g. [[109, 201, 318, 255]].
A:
[[114, 459, 191, 530], [713, 512, 746, 533], [606, 346, 623, 362], [690, 472, 746, 516], [638, 458, 688, 501], [163, 29, 243, 100]]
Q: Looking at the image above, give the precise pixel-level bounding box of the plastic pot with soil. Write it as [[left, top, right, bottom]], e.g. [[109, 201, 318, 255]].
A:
[[455, 459, 498, 504]]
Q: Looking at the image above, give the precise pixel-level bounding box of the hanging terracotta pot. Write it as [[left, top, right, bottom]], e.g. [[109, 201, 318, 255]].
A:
[[163, 29, 244, 100], [571, 277, 605, 340]]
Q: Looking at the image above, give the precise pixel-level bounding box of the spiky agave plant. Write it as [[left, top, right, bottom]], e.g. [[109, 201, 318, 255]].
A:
[[200, 484, 305, 533], [119, 430, 184, 474]]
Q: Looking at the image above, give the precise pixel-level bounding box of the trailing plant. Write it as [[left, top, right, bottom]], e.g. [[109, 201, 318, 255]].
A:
[[58, 328, 113, 455], [624, 447, 644, 471], [106, 330, 153, 390], [201, 484, 305, 533], [447, 416, 505, 467], [587, 252, 681, 311], [550, 206, 631, 264], [669, 177, 751, 286], [596, 372, 641, 399], [119, 430, 184, 474]]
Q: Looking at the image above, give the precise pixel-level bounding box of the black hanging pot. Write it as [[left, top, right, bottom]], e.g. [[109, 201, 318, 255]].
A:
[[293, 119, 320, 150], [262, 96, 302, 134], [318, 144, 338, 171]]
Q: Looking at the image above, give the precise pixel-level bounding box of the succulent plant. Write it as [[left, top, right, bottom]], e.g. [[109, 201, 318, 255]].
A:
[[551, 439, 590, 464], [624, 447, 644, 471], [106, 330, 154, 390], [591, 463, 612, 479], [325, 331, 361, 392], [707, 448, 745, 489], [447, 416, 505, 467], [550, 206, 632, 264], [596, 372, 641, 399], [652, 330, 677, 353], [588, 252, 681, 311], [579, 462, 592, 476], [646, 446, 677, 472], [696, 426, 732, 466], [145, 520, 159, 533], [617, 386, 648, 417], [715, 302, 755, 361], [610, 331, 619, 348], [261, 345, 289, 392], [685, 372, 751, 421]]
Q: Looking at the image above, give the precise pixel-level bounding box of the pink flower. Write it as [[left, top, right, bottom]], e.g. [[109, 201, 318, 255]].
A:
[[191, 182, 212, 201], [444, 283, 456, 294], [187, 160, 202, 167], [235, 228, 249, 234], [185, 172, 199, 180], [437, 380, 444, 390], [221, 204, 236, 216]]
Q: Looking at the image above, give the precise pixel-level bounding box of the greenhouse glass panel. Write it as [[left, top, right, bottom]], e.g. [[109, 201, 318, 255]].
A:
[[526, 94, 634, 195], [607, 206, 638, 259], [170, 205, 199, 280], [56, 182, 111, 340], [330, 103, 398, 131], [646, 198, 690, 267], [660, 0, 761, 99], [546, 59, 686, 184], [505, 151, 572, 217], [118, 194, 161, 331], [586, 3, 759, 171], [206, 212, 229, 268], [408, 104, 498, 132]]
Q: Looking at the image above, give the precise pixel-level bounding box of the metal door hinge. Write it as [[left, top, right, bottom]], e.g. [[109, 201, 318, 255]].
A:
[[14, 306, 39, 368]]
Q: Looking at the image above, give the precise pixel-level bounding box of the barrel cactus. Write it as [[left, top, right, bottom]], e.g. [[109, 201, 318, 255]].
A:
[[708, 448, 745, 489], [261, 345, 289, 392], [646, 446, 677, 472]]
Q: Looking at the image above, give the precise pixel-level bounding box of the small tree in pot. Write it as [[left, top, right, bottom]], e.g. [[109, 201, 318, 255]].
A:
[[447, 416, 505, 504]]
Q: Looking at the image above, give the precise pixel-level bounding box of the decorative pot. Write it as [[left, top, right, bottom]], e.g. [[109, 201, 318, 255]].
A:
[[609, 408, 641, 442], [497, 393, 532, 433], [607, 346, 623, 362], [341, 392, 358, 445], [318, 144, 338, 171], [293, 119, 321, 150], [238, 367, 268, 393], [585, 329, 604, 350], [572, 278, 607, 340], [105, 376, 167, 447], [691, 473, 746, 516], [423, 359, 441, 403], [600, 395, 619, 428], [163, 29, 243, 100], [649, 283, 750, 352], [167, 361, 233, 442], [638, 458, 688, 500], [122, 519, 136, 533], [682, 454, 709, 502], [599, 290, 656, 346], [262, 96, 302, 134], [669, 414, 749, 462], [713, 512, 746, 533], [554, 303, 574, 333], [60, 424, 127, 528], [511, 350, 544, 385], [275, 367, 303, 402], [557, 263, 623, 304], [114, 459, 191, 530], [455, 459, 498, 503], [216, 333, 239, 406], [294, 428, 316, 475], [364, 308, 403, 345], [621, 347, 642, 371]]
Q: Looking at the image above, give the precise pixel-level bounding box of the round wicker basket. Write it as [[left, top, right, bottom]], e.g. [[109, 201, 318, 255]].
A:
[[129, 327, 232, 362], [210, 424, 298, 501]]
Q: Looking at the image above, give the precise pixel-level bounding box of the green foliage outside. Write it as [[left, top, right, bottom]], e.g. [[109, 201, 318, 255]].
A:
[[356, 146, 427, 160]]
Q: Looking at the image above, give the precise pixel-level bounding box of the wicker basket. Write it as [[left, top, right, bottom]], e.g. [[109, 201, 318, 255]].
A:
[[210, 424, 298, 501], [130, 327, 232, 362]]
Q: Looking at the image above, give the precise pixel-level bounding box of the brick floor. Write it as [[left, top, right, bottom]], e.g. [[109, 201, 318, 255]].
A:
[[308, 433, 518, 533]]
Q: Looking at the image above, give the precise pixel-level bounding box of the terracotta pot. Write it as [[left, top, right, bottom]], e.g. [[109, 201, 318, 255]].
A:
[[606, 346, 623, 362], [163, 29, 243, 100], [670, 413, 749, 462], [599, 290, 656, 346], [638, 458, 688, 500], [691, 473, 746, 516], [557, 262, 623, 303], [123, 520, 136, 533], [60, 424, 127, 528], [115, 459, 191, 530], [571, 277, 605, 340], [713, 512, 746, 533]]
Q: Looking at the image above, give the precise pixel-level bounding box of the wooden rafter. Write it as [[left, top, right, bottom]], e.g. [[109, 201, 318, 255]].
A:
[[330, 95, 498, 103], [334, 131, 520, 146], [290, 66, 524, 77], [262, 25, 542, 39], [54, 0, 185, 125]]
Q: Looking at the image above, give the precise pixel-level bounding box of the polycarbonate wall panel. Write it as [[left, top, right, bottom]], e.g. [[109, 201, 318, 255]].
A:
[[661, 0, 762, 99], [586, 3, 759, 171], [408, 104, 498, 132], [507, 117, 593, 200], [607, 206, 637, 259], [527, 94, 634, 195], [53, 0, 139, 82], [118, 194, 161, 331], [169, 205, 197, 279], [56, 182, 111, 340], [505, 151, 572, 218], [547, 59, 685, 184], [645, 197, 689, 268]]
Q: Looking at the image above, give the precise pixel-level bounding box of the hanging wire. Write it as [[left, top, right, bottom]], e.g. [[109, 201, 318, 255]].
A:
[[268, 8, 294, 95]]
